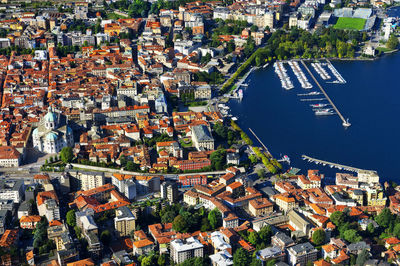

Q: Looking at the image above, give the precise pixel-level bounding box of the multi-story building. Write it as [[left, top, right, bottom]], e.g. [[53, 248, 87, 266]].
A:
[[249, 198, 274, 217], [47, 222, 69, 251], [19, 215, 41, 230], [170, 237, 204, 264], [274, 194, 297, 213], [178, 175, 207, 187], [37, 191, 60, 222], [287, 242, 318, 266], [191, 125, 214, 151], [114, 206, 136, 237], [133, 239, 155, 256], [161, 182, 179, 203], [366, 186, 387, 206], [173, 159, 212, 171], [112, 174, 137, 200], [194, 85, 211, 100], [0, 146, 21, 167], [156, 141, 183, 158], [67, 171, 105, 191], [271, 232, 295, 250], [0, 179, 24, 203]]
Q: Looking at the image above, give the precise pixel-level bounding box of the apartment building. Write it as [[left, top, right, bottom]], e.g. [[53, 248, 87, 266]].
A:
[[170, 237, 204, 264], [114, 206, 136, 237]]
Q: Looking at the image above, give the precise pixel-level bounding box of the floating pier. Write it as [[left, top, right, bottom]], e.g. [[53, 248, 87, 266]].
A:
[[302, 155, 377, 175], [300, 98, 327, 102], [326, 59, 346, 84], [300, 60, 351, 127], [288, 60, 313, 89]]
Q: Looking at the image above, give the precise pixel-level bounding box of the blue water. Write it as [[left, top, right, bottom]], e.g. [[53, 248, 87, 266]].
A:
[[229, 54, 400, 182]]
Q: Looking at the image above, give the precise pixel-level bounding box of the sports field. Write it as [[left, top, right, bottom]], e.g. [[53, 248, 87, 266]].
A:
[[334, 17, 366, 30]]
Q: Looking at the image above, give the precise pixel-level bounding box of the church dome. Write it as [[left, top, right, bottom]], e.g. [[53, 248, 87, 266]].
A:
[[46, 132, 58, 142], [44, 111, 57, 123]]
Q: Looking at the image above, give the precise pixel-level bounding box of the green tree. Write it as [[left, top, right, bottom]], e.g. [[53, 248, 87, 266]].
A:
[[60, 147, 74, 163], [393, 223, 400, 238], [210, 149, 226, 170], [355, 249, 369, 265], [248, 231, 260, 246], [157, 254, 167, 266], [172, 215, 188, 232], [312, 229, 326, 246], [233, 248, 251, 266], [259, 225, 273, 245], [248, 154, 258, 164], [100, 230, 112, 246], [330, 211, 346, 226], [386, 34, 399, 50], [257, 168, 266, 179], [367, 223, 375, 235], [66, 209, 76, 227], [375, 208, 394, 228], [161, 210, 176, 223], [343, 229, 362, 243], [208, 208, 222, 230]]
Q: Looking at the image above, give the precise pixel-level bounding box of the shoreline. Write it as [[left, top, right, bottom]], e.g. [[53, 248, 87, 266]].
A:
[[221, 50, 400, 178]]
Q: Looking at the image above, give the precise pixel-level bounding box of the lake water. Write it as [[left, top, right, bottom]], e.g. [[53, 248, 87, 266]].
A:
[[229, 53, 400, 183]]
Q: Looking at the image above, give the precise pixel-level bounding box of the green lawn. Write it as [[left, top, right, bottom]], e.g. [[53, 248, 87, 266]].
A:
[[334, 17, 366, 30], [376, 47, 394, 53]]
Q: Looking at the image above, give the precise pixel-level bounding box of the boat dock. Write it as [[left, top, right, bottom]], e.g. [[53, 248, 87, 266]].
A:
[[288, 60, 312, 89], [248, 128, 271, 156], [302, 155, 377, 175], [300, 60, 351, 127], [326, 59, 346, 84], [300, 98, 327, 102], [311, 62, 331, 80]]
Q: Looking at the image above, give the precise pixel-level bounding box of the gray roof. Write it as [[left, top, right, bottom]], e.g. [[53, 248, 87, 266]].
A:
[[261, 186, 279, 197], [258, 246, 282, 259], [348, 241, 370, 252], [192, 125, 213, 142], [289, 242, 316, 254], [116, 206, 135, 220], [273, 232, 294, 245]]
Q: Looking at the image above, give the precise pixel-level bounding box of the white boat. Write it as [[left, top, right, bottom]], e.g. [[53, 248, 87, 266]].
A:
[[231, 117, 238, 121], [315, 110, 335, 116]]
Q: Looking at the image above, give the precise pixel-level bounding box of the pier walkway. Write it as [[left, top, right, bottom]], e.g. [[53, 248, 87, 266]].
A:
[[248, 128, 271, 156], [300, 60, 351, 127], [302, 155, 377, 175]]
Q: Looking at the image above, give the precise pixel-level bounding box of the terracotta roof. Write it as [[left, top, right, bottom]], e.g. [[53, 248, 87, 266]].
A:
[[66, 258, 95, 266], [133, 238, 154, 248]]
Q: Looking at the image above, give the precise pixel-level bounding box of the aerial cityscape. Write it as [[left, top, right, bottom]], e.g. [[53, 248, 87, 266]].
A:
[[0, 0, 398, 265]]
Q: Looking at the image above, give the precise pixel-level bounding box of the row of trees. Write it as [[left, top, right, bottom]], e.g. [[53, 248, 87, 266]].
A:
[[231, 121, 253, 145], [252, 147, 280, 174]]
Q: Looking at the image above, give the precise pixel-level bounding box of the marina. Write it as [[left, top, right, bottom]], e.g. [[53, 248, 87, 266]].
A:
[[273, 62, 294, 90], [326, 59, 346, 84], [288, 60, 313, 89], [301, 60, 351, 127], [311, 62, 331, 80], [302, 155, 377, 175]]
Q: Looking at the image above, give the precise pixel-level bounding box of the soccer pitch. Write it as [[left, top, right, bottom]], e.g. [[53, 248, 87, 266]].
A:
[[334, 17, 366, 30]]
